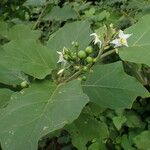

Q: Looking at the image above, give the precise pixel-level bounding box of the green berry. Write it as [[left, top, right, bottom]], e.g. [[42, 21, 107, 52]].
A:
[[85, 46, 93, 54], [86, 56, 93, 63], [74, 42, 79, 47], [78, 51, 87, 59], [21, 81, 28, 88], [82, 66, 88, 72], [82, 76, 87, 81]]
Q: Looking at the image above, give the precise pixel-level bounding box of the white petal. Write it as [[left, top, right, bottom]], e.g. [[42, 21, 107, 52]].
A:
[[111, 39, 120, 45], [110, 39, 122, 48], [90, 33, 97, 37], [57, 51, 62, 55], [123, 33, 132, 39], [57, 69, 64, 75], [118, 30, 132, 39], [118, 30, 124, 38]]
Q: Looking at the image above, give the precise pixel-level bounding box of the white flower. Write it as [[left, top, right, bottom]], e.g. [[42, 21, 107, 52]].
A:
[[57, 47, 66, 64], [90, 33, 102, 47], [110, 30, 132, 48]]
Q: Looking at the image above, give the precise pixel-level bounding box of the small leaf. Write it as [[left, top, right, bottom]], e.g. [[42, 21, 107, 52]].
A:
[[0, 80, 89, 150], [121, 135, 136, 150], [125, 111, 144, 128], [133, 131, 150, 150], [113, 116, 127, 130], [119, 15, 150, 66], [23, 0, 47, 6], [82, 62, 149, 109], [66, 113, 109, 150], [44, 5, 77, 21], [0, 40, 56, 79]]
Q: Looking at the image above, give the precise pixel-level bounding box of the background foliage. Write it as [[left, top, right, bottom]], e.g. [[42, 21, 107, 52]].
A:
[[0, 0, 150, 150]]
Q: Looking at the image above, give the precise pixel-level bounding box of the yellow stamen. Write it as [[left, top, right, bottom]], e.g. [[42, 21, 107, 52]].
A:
[[120, 38, 126, 44]]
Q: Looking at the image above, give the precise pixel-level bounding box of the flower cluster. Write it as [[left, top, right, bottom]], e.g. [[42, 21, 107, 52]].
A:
[[57, 29, 132, 76]]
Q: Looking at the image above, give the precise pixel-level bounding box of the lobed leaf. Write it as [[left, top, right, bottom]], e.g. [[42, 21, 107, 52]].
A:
[[0, 40, 56, 79], [82, 62, 149, 109], [0, 80, 89, 150], [119, 15, 150, 66]]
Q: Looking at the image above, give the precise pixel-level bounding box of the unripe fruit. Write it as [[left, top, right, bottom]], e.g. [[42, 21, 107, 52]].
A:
[[85, 46, 93, 54], [21, 81, 28, 88], [78, 51, 87, 59], [86, 56, 93, 63], [74, 42, 79, 47], [82, 76, 87, 81], [82, 66, 88, 72], [72, 41, 79, 47]]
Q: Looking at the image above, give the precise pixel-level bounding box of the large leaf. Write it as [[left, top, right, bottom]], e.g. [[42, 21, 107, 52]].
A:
[[43, 5, 77, 21], [0, 23, 40, 41], [47, 21, 92, 63], [0, 89, 13, 109], [119, 15, 150, 66], [0, 64, 28, 85], [0, 40, 56, 79], [0, 80, 89, 150], [66, 113, 109, 150], [82, 62, 149, 109]]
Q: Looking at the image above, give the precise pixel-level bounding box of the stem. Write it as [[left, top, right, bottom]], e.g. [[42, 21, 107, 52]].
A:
[[64, 70, 82, 83], [100, 49, 116, 59], [32, 3, 48, 30]]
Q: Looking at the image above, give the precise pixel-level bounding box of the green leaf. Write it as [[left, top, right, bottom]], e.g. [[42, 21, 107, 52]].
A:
[[0, 63, 28, 85], [0, 40, 56, 79], [23, 0, 47, 6], [119, 15, 150, 66], [125, 111, 144, 128], [7, 24, 41, 41], [133, 131, 150, 150], [113, 116, 127, 130], [0, 22, 8, 37], [66, 113, 109, 150], [0, 89, 13, 109], [0, 23, 40, 41], [121, 135, 136, 150], [82, 62, 149, 109], [47, 21, 92, 63], [0, 80, 89, 150], [43, 5, 77, 21]]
